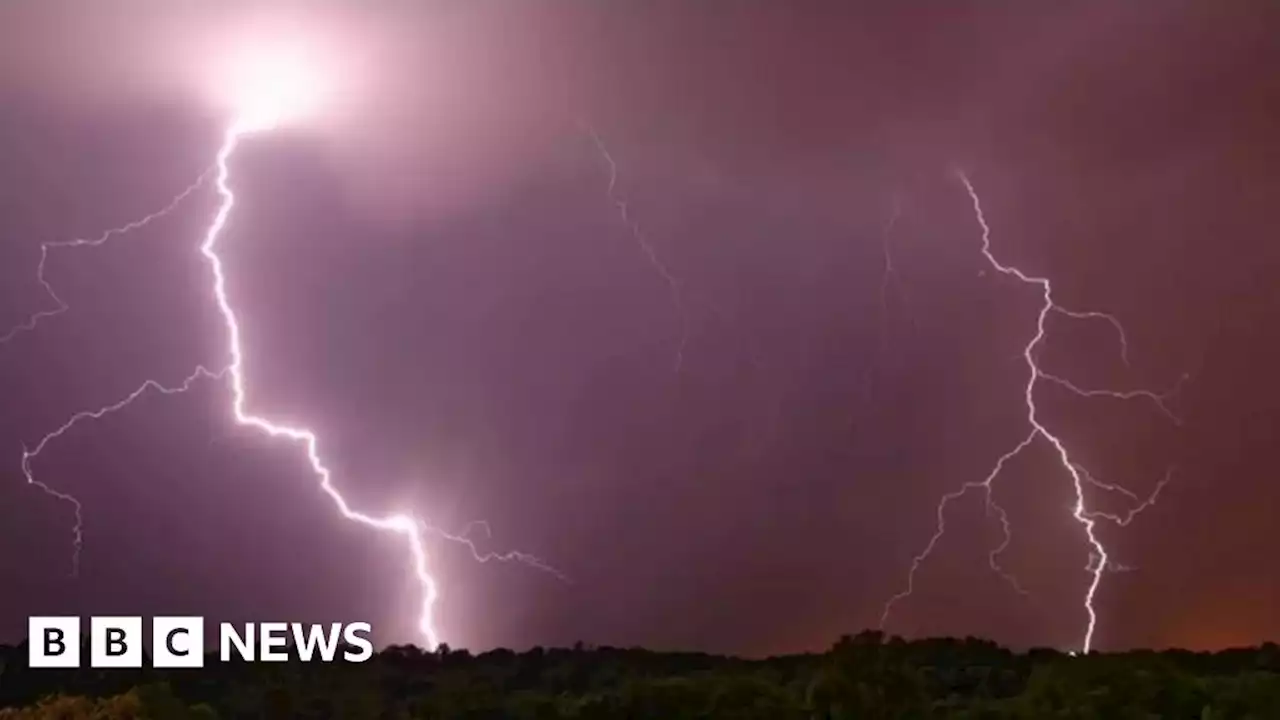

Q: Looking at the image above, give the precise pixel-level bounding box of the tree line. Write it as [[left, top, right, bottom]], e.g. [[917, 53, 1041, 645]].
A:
[[2, 632, 1279, 718]]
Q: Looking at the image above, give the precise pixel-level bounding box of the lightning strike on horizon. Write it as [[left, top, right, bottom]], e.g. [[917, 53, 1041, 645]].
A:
[[880, 169, 1184, 653], [14, 88, 563, 650], [196, 111, 476, 650], [583, 123, 691, 372], [0, 172, 212, 346]]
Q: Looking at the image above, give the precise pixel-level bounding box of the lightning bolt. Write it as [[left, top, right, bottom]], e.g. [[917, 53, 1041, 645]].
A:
[[856, 192, 913, 408], [20, 367, 227, 577], [4, 175, 220, 573], [582, 123, 691, 372], [13, 111, 565, 651], [875, 194, 908, 326], [429, 520, 570, 583], [191, 116, 448, 647], [880, 169, 1185, 653], [1078, 465, 1174, 528], [0, 173, 212, 346]]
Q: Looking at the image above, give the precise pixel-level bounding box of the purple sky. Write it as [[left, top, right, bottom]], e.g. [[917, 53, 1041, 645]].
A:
[[1, 1, 1278, 655]]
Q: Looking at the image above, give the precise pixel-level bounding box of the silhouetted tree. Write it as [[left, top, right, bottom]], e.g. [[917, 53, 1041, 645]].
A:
[[2, 635, 1279, 718]]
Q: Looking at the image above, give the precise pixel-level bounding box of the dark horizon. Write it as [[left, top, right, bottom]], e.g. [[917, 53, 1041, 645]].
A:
[[2, 0, 1278, 657]]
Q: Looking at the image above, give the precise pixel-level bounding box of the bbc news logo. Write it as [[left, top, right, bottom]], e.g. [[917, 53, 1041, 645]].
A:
[[28, 617, 374, 668]]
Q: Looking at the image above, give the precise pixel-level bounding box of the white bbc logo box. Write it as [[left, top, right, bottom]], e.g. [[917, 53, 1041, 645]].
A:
[[29, 616, 203, 669], [28, 617, 373, 668]]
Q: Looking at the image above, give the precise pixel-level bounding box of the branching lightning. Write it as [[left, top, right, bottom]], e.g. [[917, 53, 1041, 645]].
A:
[[5, 180, 222, 573], [1078, 465, 1174, 529], [197, 116, 447, 647], [430, 520, 569, 583], [20, 367, 228, 577], [582, 123, 691, 372], [6, 46, 1191, 656], [0, 173, 212, 346], [11, 90, 563, 651], [880, 169, 1185, 653]]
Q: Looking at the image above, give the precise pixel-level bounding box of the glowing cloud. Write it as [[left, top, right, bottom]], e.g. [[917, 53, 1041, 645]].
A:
[[202, 27, 344, 133]]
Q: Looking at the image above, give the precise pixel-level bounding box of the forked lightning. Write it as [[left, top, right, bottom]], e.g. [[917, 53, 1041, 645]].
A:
[[9, 68, 561, 650], [880, 170, 1184, 653]]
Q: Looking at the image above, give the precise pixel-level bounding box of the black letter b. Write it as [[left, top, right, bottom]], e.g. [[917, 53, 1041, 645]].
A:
[[43, 628, 66, 656], [106, 628, 127, 657]]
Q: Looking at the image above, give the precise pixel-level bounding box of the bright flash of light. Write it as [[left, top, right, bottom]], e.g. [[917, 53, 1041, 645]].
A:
[[229, 54, 320, 131], [212, 38, 336, 133], [11, 53, 565, 651], [879, 170, 1185, 653]]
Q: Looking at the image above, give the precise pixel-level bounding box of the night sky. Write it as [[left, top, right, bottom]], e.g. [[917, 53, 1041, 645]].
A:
[[2, 1, 1278, 656]]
